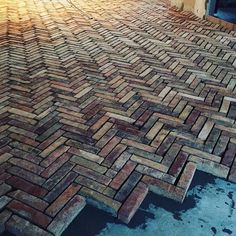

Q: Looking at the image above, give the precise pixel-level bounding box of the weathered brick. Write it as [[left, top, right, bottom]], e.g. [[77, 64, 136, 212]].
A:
[[8, 190, 49, 211], [0, 196, 11, 210], [221, 143, 236, 167], [41, 153, 71, 178], [44, 171, 78, 203], [118, 182, 148, 223], [68, 147, 104, 163], [73, 164, 111, 185], [136, 164, 176, 184], [131, 154, 168, 172], [8, 157, 44, 174], [99, 136, 121, 157], [0, 210, 11, 234], [7, 166, 45, 186], [182, 146, 221, 163], [70, 155, 107, 174], [115, 171, 142, 202], [46, 183, 81, 217], [189, 155, 229, 178], [177, 162, 196, 190], [168, 151, 188, 177], [40, 145, 70, 168], [6, 215, 52, 236], [7, 200, 52, 228], [75, 175, 106, 192], [110, 161, 137, 190], [122, 138, 156, 153], [80, 187, 121, 216], [102, 144, 127, 167], [6, 176, 48, 198], [43, 162, 75, 190]]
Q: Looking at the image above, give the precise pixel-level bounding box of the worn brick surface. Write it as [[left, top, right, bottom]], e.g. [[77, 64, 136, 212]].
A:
[[0, 0, 236, 234]]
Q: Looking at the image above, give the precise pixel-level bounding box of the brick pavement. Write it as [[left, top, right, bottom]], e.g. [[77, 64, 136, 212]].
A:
[[0, 0, 236, 235]]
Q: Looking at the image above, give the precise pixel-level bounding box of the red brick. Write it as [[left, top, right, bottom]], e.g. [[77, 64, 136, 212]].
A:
[[6, 176, 48, 198], [118, 182, 148, 223], [110, 161, 137, 189], [7, 200, 52, 228]]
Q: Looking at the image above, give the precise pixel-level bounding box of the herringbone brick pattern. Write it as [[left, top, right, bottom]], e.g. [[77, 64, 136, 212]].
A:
[[0, 0, 236, 235]]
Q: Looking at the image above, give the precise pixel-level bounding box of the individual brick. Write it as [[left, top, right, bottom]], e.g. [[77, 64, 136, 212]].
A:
[[0, 196, 11, 210], [121, 138, 156, 153], [189, 155, 229, 179], [6, 215, 52, 236], [73, 165, 111, 185], [8, 190, 49, 211], [102, 144, 127, 167], [198, 120, 214, 141], [136, 164, 176, 184], [0, 183, 12, 196], [7, 200, 52, 228], [228, 158, 236, 183], [6, 176, 48, 198], [142, 175, 185, 202], [114, 171, 142, 202], [46, 183, 81, 217], [70, 155, 107, 174], [182, 146, 221, 163], [44, 171, 78, 203], [221, 143, 236, 167], [0, 210, 11, 234], [110, 161, 137, 190], [127, 146, 163, 162], [80, 187, 121, 216], [75, 175, 106, 193], [131, 154, 168, 172], [7, 166, 45, 186], [118, 182, 148, 223], [0, 153, 12, 165], [177, 162, 196, 190], [68, 147, 104, 164], [168, 151, 188, 177], [213, 135, 230, 156]]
